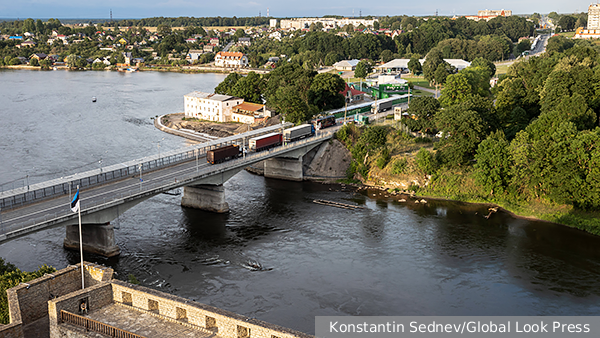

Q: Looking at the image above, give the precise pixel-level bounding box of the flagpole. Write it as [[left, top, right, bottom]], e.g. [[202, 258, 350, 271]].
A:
[[77, 185, 84, 290]]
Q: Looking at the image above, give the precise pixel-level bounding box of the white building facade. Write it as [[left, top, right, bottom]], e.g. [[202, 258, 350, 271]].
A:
[[214, 52, 249, 68], [588, 4, 600, 30], [280, 17, 377, 30], [184, 92, 244, 122]]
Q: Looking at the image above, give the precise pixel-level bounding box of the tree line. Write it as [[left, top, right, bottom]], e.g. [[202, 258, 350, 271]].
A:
[[402, 37, 600, 219]]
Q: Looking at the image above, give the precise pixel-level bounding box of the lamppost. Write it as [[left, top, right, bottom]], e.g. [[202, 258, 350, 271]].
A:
[[138, 164, 142, 191], [157, 137, 164, 159], [195, 149, 199, 172], [99, 159, 103, 173], [25, 167, 35, 191]]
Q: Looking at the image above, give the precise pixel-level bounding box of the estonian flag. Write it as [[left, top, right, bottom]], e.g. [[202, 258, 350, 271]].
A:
[[70, 188, 80, 213]]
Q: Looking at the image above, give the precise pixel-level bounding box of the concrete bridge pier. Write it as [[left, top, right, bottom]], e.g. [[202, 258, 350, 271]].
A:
[[264, 156, 303, 181], [63, 223, 120, 258], [181, 184, 229, 213]]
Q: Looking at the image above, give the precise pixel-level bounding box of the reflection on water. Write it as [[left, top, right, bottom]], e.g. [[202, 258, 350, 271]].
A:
[[1, 70, 600, 334]]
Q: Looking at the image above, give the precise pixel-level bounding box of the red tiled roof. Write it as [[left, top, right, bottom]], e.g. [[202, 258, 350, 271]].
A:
[[340, 83, 366, 96]]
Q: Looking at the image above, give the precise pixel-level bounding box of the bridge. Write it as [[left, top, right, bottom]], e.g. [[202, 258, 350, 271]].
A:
[[0, 124, 336, 257]]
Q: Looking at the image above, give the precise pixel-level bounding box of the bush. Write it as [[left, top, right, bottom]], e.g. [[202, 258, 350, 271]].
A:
[[415, 148, 437, 174], [391, 158, 408, 175], [376, 148, 391, 169]]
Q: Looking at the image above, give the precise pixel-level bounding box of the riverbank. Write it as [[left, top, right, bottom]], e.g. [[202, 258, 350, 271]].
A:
[[0, 64, 270, 75], [358, 165, 600, 236]]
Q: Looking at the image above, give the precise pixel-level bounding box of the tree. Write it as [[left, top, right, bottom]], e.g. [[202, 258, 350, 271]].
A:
[[380, 49, 394, 63], [407, 56, 422, 75], [474, 130, 511, 195], [0, 259, 55, 324], [516, 40, 532, 55], [434, 63, 450, 85], [415, 148, 437, 175], [29, 58, 39, 66], [558, 15, 577, 31], [470, 57, 496, 79], [308, 73, 346, 111], [231, 72, 264, 103], [434, 106, 487, 166], [354, 60, 372, 79], [214, 72, 242, 96], [405, 96, 441, 133], [157, 24, 172, 36], [423, 48, 445, 85], [66, 54, 78, 69], [274, 86, 312, 124]]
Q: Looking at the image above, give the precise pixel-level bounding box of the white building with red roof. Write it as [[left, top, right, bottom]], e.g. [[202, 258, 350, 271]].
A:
[[214, 52, 248, 68]]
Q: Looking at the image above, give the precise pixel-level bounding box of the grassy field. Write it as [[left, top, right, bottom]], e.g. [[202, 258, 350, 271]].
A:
[[495, 63, 511, 76], [405, 77, 434, 89]]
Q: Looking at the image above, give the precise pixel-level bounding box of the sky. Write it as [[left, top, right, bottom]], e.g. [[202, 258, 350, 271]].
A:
[[0, 0, 596, 20]]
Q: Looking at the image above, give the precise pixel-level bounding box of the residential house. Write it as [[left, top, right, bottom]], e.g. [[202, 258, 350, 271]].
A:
[[93, 57, 111, 66], [185, 38, 197, 43], [269, 31, 282, 41], [238, 37, 251, 46], [203, 45, 215, 53], [340, 83, 366, 102], [29, 53, 48, 60], [333, 59, 360, 71], [214, 52, 248, 68], [231, 102, 271, 124], [120, 52, 132, 64], [186, 50, 204, 61], [209, 37, 220, 46], [18, 41, 36, 48], [184, 91, 244, 122]]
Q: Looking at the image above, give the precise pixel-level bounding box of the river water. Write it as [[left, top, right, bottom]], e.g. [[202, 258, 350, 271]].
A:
[[1, 69, 599, 334]]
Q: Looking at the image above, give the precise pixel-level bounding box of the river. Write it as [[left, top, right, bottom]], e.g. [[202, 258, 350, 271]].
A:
[[0, 69, 599, 334]]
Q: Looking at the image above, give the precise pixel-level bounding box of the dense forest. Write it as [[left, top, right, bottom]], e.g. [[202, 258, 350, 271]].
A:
[[337, 37, 600, 233]]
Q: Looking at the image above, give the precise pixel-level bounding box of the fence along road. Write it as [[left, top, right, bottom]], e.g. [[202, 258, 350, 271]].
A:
[[0, 125, 335, 243]]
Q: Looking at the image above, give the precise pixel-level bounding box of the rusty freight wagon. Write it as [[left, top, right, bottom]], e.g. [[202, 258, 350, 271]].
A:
[[249, 132, 283, 152], [207, 145, 241, 164]]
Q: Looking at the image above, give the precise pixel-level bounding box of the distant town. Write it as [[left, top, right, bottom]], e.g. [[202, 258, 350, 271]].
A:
[[0, 9, 558, 71]]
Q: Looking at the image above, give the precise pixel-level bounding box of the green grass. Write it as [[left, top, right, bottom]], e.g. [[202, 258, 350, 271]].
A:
[[557, 31, 576, 38], [495, 63, 510, 76], [406, 77, 434, 89]]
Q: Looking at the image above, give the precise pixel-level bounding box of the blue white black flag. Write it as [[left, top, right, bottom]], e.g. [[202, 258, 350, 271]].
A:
[[70, 188, 80, 213]]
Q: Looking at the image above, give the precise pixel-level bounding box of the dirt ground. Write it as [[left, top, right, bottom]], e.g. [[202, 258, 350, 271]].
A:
[[163, 113, 282, 138]]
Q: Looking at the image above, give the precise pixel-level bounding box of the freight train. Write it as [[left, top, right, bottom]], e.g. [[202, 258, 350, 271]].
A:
[[207, 124, 317, 164]]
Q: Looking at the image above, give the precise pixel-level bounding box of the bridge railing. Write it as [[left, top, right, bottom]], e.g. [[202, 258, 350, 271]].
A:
[[0, 124, 290, 211], [0, 129, 334, 237]]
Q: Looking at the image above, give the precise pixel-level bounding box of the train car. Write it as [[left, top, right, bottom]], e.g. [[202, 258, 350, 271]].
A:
[[249, 132, 282, 152], [283, 124, 314, 142], [312, 115, 336, 130], [207, 145, 241, 164]]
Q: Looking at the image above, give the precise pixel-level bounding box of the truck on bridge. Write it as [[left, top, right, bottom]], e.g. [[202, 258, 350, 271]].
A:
[[207, 145, 241, 164]]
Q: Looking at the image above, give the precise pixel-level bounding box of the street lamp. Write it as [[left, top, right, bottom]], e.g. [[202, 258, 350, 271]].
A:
[[138, 164, 143, 191], [157, 137, 165, 160]]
